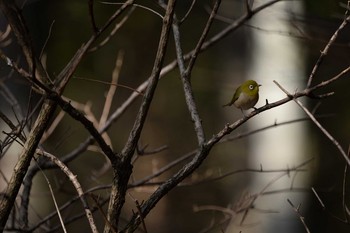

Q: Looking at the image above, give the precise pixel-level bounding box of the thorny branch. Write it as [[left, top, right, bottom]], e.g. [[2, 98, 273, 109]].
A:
[[287, 199, 311, 233], [273, 80, 350, 166]]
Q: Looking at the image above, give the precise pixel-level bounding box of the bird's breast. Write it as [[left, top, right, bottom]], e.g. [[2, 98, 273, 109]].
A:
[[233, 92, 259, 110]]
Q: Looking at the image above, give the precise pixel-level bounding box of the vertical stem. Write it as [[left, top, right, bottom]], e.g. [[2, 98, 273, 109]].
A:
[[103, 1, 177, 232]]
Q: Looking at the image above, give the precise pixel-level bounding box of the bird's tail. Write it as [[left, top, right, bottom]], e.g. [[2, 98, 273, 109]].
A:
[[222, 102, 232, 107]]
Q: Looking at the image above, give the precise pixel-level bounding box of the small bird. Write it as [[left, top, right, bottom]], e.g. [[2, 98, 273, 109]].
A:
[[223, 80, 261, 113]]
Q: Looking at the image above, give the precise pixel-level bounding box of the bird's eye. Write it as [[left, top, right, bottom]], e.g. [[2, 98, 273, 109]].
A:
[[249, 84, 254, 90]]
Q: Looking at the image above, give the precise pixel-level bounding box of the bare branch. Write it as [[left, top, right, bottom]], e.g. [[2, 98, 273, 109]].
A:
[[39, 20, 55, 60], [46, 93, 118, 164], [35, 160, 67, 233], [0, 100, 56, 228], [0, 0, 49, 85], [307, 14, 350, 88], [36, 150, 98, 233], [179, 0, 196, 24], [308, 65, 350, 93], [273, 80, 350, 166], [186, 0, 220, 85], [287, 199, 311, 233], [128, 193, 148, 233], [121, 0, 176, 160], [99, 51, 124, 127], [101, 2, 164, 19], [180, 159, 312, 186], [55, 0, 134, 93], [311, 187, 325, 209], [89, 6, 135, 53], [170, 0, 221, 145], [106, 1, 177, 232]]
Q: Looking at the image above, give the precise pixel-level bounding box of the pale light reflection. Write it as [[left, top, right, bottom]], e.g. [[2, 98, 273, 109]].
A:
[[227, 1, 310, 232]]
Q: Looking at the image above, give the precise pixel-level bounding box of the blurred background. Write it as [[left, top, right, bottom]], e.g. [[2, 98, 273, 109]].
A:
[[1, 0, 350, 232]]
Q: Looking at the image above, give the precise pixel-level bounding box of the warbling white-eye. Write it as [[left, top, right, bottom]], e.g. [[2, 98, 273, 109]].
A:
[[223, 80, 261, 113]]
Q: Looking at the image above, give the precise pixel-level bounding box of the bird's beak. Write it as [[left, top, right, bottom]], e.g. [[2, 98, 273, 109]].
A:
[[259, 84, 262, 87]]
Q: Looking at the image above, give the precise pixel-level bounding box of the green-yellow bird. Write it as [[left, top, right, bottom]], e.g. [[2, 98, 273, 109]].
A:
[[223, 80, 261, 112]]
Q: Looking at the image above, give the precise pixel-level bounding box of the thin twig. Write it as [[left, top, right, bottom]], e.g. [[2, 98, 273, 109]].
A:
[[101, 2, 164, 19], [308, 65, 350, 93], [36, 149, 98, 233], [121, 0, 176, 160], [99, 51, 124, 127], [186, 0, 220, 75], [307, 14, 350, 88], [273, 80, 350, 166], [55, 0, 134, 93], [39, 20, 55, 61], [46, 93, 117, 164], [192, 159, 311, 230], [89, 194, 117, 233], [179, 0, 196, 24], [128, 193, 148, 233], [73, 76, 144, 96], [89, 6, 135, 52], [136, 144, 168, 156], [181, 158, 312, 186], [34, 159, 67, 233], [27, 185, 111, 232], [245, 0, 252, 16], [311, 187, 325, 209], [287, 199, 311, 233], [89, 0, 99, 34]]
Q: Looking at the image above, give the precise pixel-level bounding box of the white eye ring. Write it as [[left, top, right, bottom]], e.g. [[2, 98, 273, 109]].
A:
[[249, 84, 254, 90]]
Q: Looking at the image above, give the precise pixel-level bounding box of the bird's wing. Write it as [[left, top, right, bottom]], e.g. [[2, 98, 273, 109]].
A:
[[223, 85, 241, 107]]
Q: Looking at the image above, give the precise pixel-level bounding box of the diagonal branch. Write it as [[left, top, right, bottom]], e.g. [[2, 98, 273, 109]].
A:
[[287, 199, 311, 233], [274, 80, 350, 166], [0, 100, 57, 228], [55, 0, 134, 93], [36, 149, 98, 233], [121, 0, 176, 160], [185, 0, 220, 74], [307, 14, 350, 88], [47, 93, 118, 164]]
